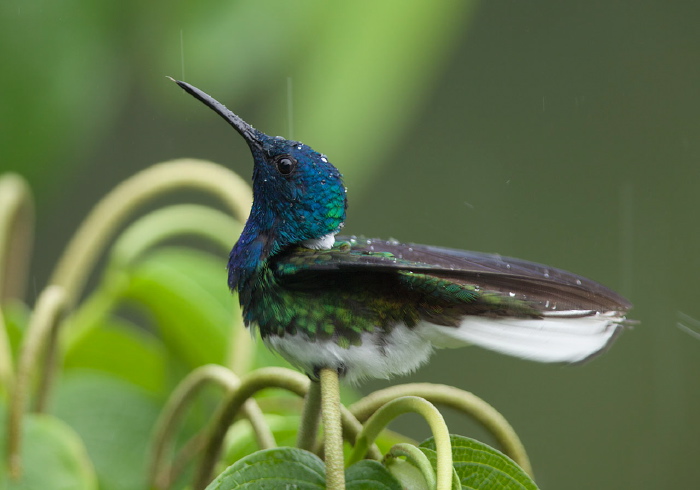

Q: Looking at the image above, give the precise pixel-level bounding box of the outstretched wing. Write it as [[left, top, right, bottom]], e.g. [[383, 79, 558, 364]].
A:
[[275, 236, 631, 314], [273, 236, 631, 364]]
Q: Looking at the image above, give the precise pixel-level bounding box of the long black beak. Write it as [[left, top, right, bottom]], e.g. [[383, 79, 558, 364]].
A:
[[169, 77, 262, 148]]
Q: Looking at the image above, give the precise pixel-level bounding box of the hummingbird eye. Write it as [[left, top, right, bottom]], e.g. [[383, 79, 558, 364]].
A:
[[275, 156, 296, 175]]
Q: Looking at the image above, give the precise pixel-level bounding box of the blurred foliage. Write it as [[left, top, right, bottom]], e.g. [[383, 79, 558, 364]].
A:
[[1, 0, 476, 197]]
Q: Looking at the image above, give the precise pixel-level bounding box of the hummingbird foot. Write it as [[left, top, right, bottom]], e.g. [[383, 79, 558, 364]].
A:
[[310, 362, 347, 382]]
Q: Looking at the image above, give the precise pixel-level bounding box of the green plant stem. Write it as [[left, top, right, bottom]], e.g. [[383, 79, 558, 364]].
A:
[[340, 406, 383, 461], [149, 364, 275, 490], [49, 159, 252, 307], [349, 382, 533, 477], [33, 317, 60, 414], [158, 397, 270, 490], [385, 443, 436, 489], [6, 286, 66, 479], [312, 403, 383, 461], [0, 173, 34, 304], [194, 367, 309, 490], [0, 174, 34, 392], [349, 396, 452, 490], [167, 430, 207, 485], [0, 309, 11, 400], [243, 397, 277, 451], [108, 204, 238, 269], [320, 369, 345, 490], [297, 379, 322, 451]]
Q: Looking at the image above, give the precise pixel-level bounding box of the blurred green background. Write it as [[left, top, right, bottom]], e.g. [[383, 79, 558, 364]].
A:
[[2, 1, 699, 488]]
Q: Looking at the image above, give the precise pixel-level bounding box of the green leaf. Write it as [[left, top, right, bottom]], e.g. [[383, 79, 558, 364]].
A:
[[0, 407, 97, 490], [421, 435, 539, 490], [384, 458, 431, 490], [123, 247, 238, 368], [345, 460, 403, 490], [50, 372, 161, 490], [63, 318, 166, 394], [212, 447, 405, 489], [206, 447, 326, 490]]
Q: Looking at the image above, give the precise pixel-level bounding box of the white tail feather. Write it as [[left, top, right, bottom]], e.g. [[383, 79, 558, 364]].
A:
[[421, 311, 624, 363]]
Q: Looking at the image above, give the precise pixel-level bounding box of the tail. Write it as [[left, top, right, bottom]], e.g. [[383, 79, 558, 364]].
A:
[[421, 310, 626, 363]]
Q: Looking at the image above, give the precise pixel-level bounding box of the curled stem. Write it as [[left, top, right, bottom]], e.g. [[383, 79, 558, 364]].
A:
[[6, 286, 66, 479], [0, 309, 11, 399], [349, 396, 453, 490], [109, 203, 239, 270], [349, 382, 533, 477], [194, 367, 309, 490], [320, 369, 345, 490], [0, 174, 34, 391], [49, 159, 252, 307], [385, 442, 436, 489], [340, 406, 383, 461], [0, 173, 34, 303], [149, 364, 275, 490], [63, 203, 250, 368]]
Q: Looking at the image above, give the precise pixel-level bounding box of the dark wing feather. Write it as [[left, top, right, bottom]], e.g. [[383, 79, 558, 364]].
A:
[[274, 236, 631, 315]]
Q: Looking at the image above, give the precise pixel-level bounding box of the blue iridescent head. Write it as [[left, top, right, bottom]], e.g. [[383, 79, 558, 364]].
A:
[[173, 79, 347, 288]]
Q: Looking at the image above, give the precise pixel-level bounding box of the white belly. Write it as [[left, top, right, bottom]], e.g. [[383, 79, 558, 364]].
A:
[[264, 324, 434, 385]]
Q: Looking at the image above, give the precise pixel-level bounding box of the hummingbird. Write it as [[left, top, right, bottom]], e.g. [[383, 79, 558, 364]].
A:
[[172, 79, 631, 385]]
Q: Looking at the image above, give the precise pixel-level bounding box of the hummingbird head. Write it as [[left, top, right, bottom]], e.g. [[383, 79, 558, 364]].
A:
[[172, 79, 347, 271]]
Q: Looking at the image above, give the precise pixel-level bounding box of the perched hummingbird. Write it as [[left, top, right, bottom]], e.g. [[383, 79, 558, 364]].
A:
[[173, 79, 631, 385]]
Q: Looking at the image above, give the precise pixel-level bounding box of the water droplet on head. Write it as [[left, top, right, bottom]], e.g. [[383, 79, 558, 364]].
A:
[[407, 247, 414, 252], [575, 279, 582, 285], [321, 156, 328, 163], [509, 292, 516, 297], [505, 263, 511, 270], [543, 269, 550, 278], [365, 239, 372, 245]]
